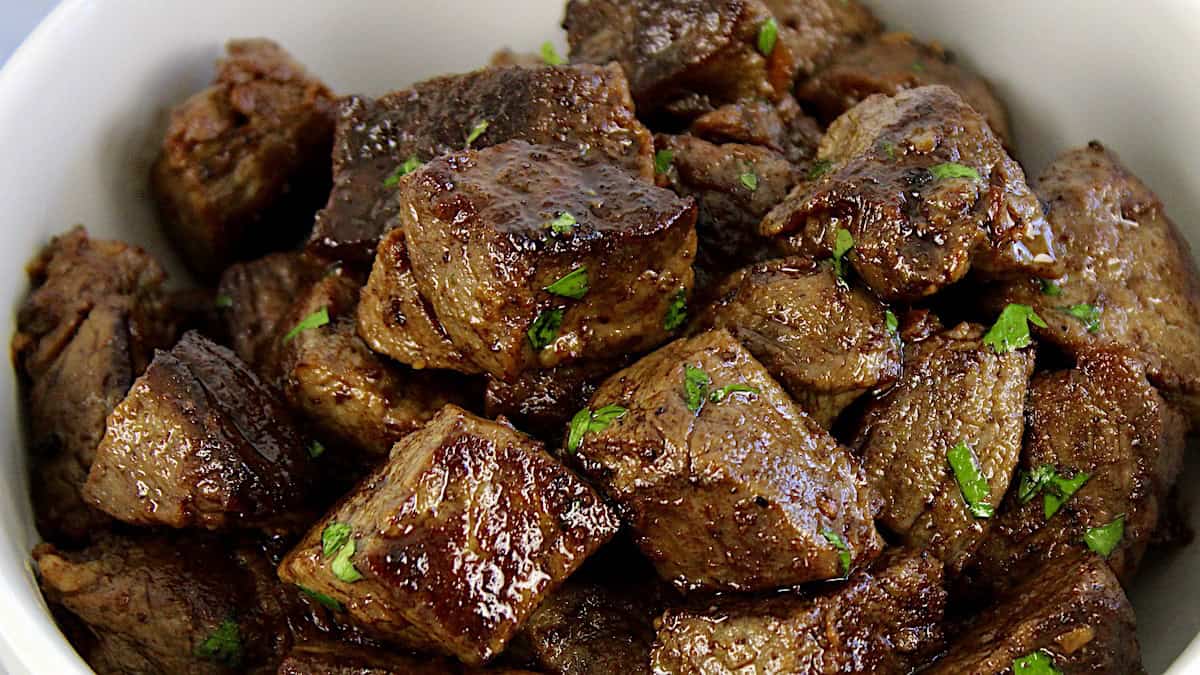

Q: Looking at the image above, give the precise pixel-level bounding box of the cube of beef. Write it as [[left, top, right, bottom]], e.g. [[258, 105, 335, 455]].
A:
[[761, 86, 1059, 301], [364, 140, 697, 380], [276, 271, 470, 458], [696, 257, 901, 427], [484, 358, 628, 444], [309, 64, 653, 263], [278, 642, 537, 675], [688, 96, 822, 164], [966, 350, 1186, 596], [926, 553, 1143, 674], [277, 405, 619, 665], [83, 332, 316, 531], [571, 329, 882, 592], [650, 551, 945, 674], [798, 32, 1012, 144], [762, 0, 881, 79], [216, 251, 326, 377], [852, 322, 1033, 574], [984, 143, 1200, 422]]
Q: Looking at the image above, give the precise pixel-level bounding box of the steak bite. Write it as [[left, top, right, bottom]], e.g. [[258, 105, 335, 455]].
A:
[[277, 642, 538, 675], [761, 85, 1059, 302], [277, 405, 619, 665], [309, 63, 653, 263], [83, 332, 316, 531], [696, 257, 901, 427], [369, 140, 697, 380], [853, 322, 1033, 574], [484, 358, 628, 443], [688, 96, 822, 164], [798, 32, 1012, 144], [763, 0, 881, 80], [650, 551, 946, 674], [926, 553, 1143, 674], [967, 350, 1186, 595], [571, 329, 882, 592], [984, 143, 1200, 421], [152, 39, 336, 281]]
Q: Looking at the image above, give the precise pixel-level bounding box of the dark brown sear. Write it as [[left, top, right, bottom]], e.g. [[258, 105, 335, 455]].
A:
[[309, 64, 654, 263], [277, 641, 538, 674], [484, 358, 628, 443], [761, 85, 1059, 301], [688, 95, 822, 164]]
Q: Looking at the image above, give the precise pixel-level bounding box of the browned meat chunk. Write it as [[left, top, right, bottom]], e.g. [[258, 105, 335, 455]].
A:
[[151, 39, 336, 280], [763, 0, 881, 79], [798, 32, 1012, 144], [277, 405, 619, 665], [484, 359, 627, 443], [361, 140, 697, 380], [966, 350, 1186, 597], [572, 329, 882, 592], [309, 64, 653, 263], [278, 641, 537, 675], [650, 551, 945, 674], [12, 227, 174, 542], [276, 271, 469, 458], [216, 251, 325, 377], [696, 257, 901, 427], [761, 85, 1059, 301], [984, 143, 1200, 421], [927, 553, 1143, 674], [83, 332, 315, 531], [853, 322, 1033, 574], [34, 535, 299, 674], [689, 96, 822, 164]]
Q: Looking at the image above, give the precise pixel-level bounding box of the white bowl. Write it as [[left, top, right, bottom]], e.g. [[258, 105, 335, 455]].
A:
[[1, 0, 1197, 672]]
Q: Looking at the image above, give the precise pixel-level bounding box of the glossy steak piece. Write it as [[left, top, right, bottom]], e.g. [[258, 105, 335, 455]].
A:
[[13, 227, 174, 542], [762, 0, 880, 80], [688, 96, 822, 164], [277, 405, 619, 665], [853, 322, 1033, 574], [984, 142, 1200, 421], [277, 272, 469, 458], [798, 32, 1012, 144], [368, 140, 697, 380], [484, 359, 627, 443], [83, 332, 315, 531], [697, 257, 901, 427], [151, 39, 336, 281], [761, 85, 1058, 301], [966, 350, 1186, 596], [216, 251, 326, 377], [309, 64, 653, 263], [572, 329, 882, 592], [34, 535, 298, 674], [650, 551, 945, 674], [926, 553, 1143, 674], [277, 641, 537, 675]]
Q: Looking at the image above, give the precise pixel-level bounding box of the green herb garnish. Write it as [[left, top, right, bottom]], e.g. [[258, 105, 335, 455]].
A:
[[664, 289, 688, 332], [832, 228, 854, 280], [545, 267, 589, 299], [885, 310, 899, 334], [881, 141, 897, 160], [808, 159, 833, 180], [331, 538, 363, 583], [540, 41, 565, 66], [982, 304, 1046, 353], [322, 522, 352, 558], [1017, 464, 1056, 504], [929, 162, 980, 181], [1060, 303, 1102, 333], [195, 619, 241, 667], [528, 309, 564, 350], [709, 384, 759, 403], [297, 585, 342, 611], [1040, 279, 1063, 297], [465, 119, 490, 147], [1044, 471, 1090, 519], [546, 211, 578, 234], [1084, 515, 1126, 557], [383, 155, 422, 187], [1013, 650, 1062, 675], [947, 441, 994, 518], [820, 529, 852, 577], [684, 365, 711, 413], [308, 440, 325, 459], [654, 149, 674, 175], [757, 17, 779, 56], [566, 404, 628, 453], [740, 169, 759, 191], [214, 294, 233, 309], [283, 307, 330, 343]]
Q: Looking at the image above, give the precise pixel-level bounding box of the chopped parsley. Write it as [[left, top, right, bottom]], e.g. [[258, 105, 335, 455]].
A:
[[885, 310, 899, 334], [214, 294, 233, 309], [322, 522, 352, 558], [1013, 650, 1062, 675], [1016, 464, 1057, 504], [566, 405, 628, 453], [540, 41, 565, 66], [297, 585, 342, 611], [1084, 515, 1126, 557], [465, 119, 490, 147], [654, 149, 675, 175], [383, 155, 422, 187], [283, 307, 330, 343], [832, 228, 854, 280], [684, 365, 711, 413], [709, 383, 759, 403], [757, 17, 779, 56], [881, 141, 898, 160], [331, 538, 363, 583], [664, 289, 688, 332], [808, 159, 833, 180], [528, 309, 564, 350], [739, 169, 759, 191], [947, 441, 994, 519], [1040, 279, 1063, 297], [929, 162, 981, 181], [195, 619, 241, 667], [545, 267, 589, 299], [1060, 303, 1102, 333], [982, 304, 1046, 353], [820, 529, 853, 577], [1044, 471, 1090, 519], [911, 60, 927, 73], [546, 211, 577, 234], [308, 440, 325, 459]]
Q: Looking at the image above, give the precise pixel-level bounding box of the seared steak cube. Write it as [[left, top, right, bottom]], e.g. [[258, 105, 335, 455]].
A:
[[151, 39, 336, 280], [762, 0, 881, 79], [761, 85, 1058, 301], [83, 332, 315, 530], [277, 642, 530, 675], [688, 96, 822, 164], [697, 257, 901, 427], [650, 551, 945, 674], [309, 64, 653, 263], [484, 359, 628, 443], [277, 271, 469, 457], [984, 143, 1200, 421], [798, 32, 1012, 144], [368, 140, 697, 380], [277, 405, 619, 665], [853, 322, 1033, 573], [572, 329, 882, 592], [927, 553, 1143, 674], [967, 350, 1186, 595]]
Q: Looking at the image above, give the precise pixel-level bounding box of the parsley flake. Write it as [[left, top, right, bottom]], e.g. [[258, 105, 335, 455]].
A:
[[545, 267, 589, 300], [885, 310, 899, 334], [540, 41, 565, 66], [881, 141, 898, 160], [546, 211, 577, 234], [1013, 650, 1062, 675], [982, 304, 1046, 353], [528, 309, 564, 350], [1084, 514, 1126, 557], [808, 159, 833, 180], [1060, 303, 1102, 333], [664, 289, 688, 332], [383, 155, 422, 187], [740, 169, 759, 191], [929, 162, 981, 181], [832, 228, 854, 280], [566, 405, 628, 453], [308, 440, 325, 459], [465, 119, 490, 147], [683, 365, 711, 413], [298, 585, 342, 611], [709, 384, 759, 403], [322, 522, 352, 558], [1044, 471, 1090, 519], [1041, 279, 1063, 297], [283, 307, 330, 343], [757, 17, 779, 56], [195, 619, 242, 667], [1017, 464, 1056, 504], [947, 441, 994, 518], [331, 538, 363, 583], [214, 294, 233, 309], [911, 60, 927, 72], [655, 149, 674, 175], [820, 529, 853, 577]]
